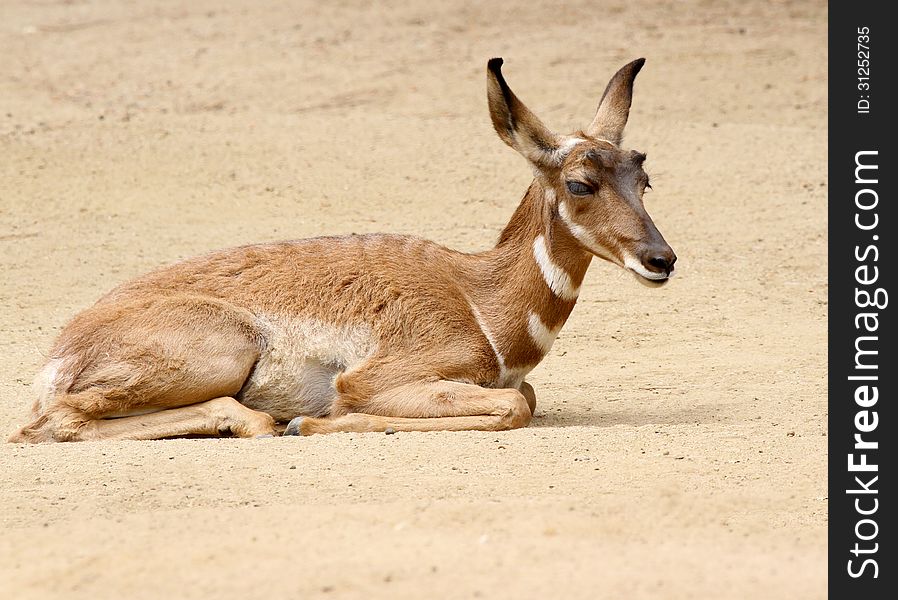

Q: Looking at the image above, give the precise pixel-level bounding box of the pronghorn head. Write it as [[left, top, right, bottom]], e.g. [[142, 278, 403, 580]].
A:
[[487, 58, 676, 286]]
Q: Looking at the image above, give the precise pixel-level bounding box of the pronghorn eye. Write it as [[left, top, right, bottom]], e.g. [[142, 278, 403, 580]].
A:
[[565, 181, 593, 196]]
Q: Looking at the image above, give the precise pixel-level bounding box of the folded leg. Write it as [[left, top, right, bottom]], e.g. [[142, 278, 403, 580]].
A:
[[284, 379, 531, 436], [9, 396, 275, 442]]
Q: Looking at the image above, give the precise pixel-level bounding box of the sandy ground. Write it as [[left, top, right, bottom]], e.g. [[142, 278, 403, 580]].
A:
[[0, 1, 827, 598]]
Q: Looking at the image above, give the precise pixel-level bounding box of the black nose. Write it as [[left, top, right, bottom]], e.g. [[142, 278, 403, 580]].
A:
[[645, 250, 677, 275]]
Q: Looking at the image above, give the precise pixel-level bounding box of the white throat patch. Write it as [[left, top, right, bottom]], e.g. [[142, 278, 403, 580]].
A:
[[532, 235, 580, 301]]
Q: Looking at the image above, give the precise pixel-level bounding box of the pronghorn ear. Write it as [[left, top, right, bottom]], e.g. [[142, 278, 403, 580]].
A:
[[487, 58, 561, 168], [586, 58, 645, 146]]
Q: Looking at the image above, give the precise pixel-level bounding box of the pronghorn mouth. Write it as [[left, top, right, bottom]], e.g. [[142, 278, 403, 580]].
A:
[[623, 257, 672, 287], [629, 268, 670, 287]]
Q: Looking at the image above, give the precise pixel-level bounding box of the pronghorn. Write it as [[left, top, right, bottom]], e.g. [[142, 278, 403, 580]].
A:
[[9, 58, 675, 443]]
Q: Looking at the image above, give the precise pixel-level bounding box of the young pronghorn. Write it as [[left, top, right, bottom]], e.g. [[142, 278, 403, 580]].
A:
[[9, 58, 675, 443]]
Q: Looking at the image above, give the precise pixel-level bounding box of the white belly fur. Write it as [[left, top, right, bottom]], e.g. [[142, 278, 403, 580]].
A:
[[239, 315, 378, 421]]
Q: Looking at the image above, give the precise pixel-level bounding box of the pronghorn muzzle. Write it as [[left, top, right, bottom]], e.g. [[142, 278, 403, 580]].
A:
[[628, 225, 677, 284], [641, 245, 677, 278]]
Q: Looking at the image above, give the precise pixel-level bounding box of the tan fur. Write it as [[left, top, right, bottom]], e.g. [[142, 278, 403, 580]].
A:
[[8, 58, 675, 443]]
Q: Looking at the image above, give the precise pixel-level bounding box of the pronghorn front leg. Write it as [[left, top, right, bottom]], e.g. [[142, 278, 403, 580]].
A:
[[519, 381, 536, 414], [283, 380, 532, 436]]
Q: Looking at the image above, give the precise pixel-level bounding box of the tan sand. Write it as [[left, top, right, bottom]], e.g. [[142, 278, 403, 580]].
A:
[[0, 1, 827, 598]]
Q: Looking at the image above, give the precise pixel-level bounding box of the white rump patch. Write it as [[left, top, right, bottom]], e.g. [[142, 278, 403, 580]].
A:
[[532, 235, 580, 301], [558, 201, 618, 263], [527, 312, 561, 354]]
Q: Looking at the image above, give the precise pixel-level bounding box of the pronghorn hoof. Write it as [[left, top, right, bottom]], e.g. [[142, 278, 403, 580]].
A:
[[283, 416, 305, 436]]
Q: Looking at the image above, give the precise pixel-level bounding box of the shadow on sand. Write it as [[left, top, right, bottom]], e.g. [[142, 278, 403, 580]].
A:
[[532, 402, 729, 429]]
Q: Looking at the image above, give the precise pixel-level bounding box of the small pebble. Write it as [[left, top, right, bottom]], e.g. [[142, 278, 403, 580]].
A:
[[385, 427, 396, 435]]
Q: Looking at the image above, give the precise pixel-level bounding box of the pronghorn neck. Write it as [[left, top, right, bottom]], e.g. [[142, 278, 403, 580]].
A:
[[468, 180, 592, 386], [496, 180, 592, 291]]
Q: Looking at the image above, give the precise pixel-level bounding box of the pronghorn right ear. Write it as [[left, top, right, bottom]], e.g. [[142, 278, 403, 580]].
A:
[[586, 58, 645, 146], [487, 58, 561, 168]]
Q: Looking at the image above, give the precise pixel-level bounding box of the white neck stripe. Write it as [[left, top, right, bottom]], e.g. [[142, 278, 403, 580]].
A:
[[532, 235, 580, 301], [527, 311, 562, 354], [467, 298, 507, 377]]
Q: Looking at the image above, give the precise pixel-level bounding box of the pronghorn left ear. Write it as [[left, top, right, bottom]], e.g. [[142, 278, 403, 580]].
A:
[[487, 58, 561, 169], [586, 58, 645, 146]]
